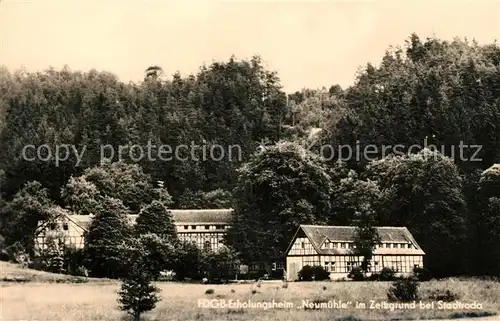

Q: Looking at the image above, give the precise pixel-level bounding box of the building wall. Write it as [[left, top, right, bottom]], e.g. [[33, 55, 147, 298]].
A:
[[286, 254, 425, 281], [35, 218, 85, 254], [288, 237, 317, 255], [286, 256, 303, 281], [35, 216, 230, 254]]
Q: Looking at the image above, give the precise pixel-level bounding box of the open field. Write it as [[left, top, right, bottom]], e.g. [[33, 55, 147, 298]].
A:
[[1, 263, 499, 321]]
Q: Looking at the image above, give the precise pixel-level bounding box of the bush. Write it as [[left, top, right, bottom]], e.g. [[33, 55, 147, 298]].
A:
[[247, 269, 267, 280], [427, 289, 460, 302], [202, 247, 239, 282], [387, 278, 420, 302], [63, 247, 87, 276], [347, 267, 364, 281], [298, 265, 330, 281], [413, 267, 431, 281], [130, 234, 177, 281], [379, 267, 396, 281], [173, 241, 204, 281]]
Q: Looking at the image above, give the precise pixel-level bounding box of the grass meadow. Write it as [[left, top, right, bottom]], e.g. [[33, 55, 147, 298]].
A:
[[1, 263, 499, 321]]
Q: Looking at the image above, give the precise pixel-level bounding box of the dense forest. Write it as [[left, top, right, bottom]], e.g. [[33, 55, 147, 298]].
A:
[[0, 34, 499, 278]]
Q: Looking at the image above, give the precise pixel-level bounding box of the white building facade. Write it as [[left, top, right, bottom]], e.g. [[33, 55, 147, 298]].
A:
[[34, 208, 233, 254], [285, 225, 425, 281]]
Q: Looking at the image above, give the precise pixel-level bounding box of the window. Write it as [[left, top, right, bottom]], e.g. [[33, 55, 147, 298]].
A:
[[205, 225, 210, 230], [385, 243, 390, 248], [301, 242, 305, 249], [216, 225, 224, 229], [391, 243, 396, 248], [392, 261, 402, 272], [333, 243, 338, 248], [49, 223, 57, 230], [191, 225, 196, 230], [408, 244, 412, 249], [340, 243, 346, 249], [325, 261, 336, 272], [62, 223, 68, 231], [348, 243, 354, 249], [203, 241, 211, 252], [184, 225, 188, 230]]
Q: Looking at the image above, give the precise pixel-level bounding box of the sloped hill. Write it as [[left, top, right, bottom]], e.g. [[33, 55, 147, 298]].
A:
[[0, 261, 109, 283]]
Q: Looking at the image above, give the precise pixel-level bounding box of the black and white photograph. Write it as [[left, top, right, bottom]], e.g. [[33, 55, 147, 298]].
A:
[[0, 1, 499, 320]]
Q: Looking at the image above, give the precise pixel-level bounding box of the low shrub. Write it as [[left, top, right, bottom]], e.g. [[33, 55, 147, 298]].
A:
[[387, 278, 420, 302], [335, 316, 362, 321], [379, 267, 396, 281], [448, 311, 496, 318], [413, 267, 431, 281], [205, 288, 214, 295], [298, 265, 330, 281], [347, 267, 364, 281], [427, 289, 460, 302]]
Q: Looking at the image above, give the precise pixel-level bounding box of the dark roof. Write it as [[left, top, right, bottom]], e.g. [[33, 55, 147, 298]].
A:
[[170, 209, 233, 223], [286, 225, 425, 256], [40, 209, 234, 232]]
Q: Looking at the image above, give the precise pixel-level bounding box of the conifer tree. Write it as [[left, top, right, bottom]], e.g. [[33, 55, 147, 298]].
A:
[[118, 254, 161, 321], [135, 200, 177, 240], [83, 197, 132, 278]]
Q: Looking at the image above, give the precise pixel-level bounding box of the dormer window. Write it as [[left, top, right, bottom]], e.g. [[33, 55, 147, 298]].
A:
[[62, 223, 68, 231], [49, 223, 57, 230]]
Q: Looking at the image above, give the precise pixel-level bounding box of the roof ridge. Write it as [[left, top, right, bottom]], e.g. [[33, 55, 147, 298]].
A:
[[299, 224, 408, 229]]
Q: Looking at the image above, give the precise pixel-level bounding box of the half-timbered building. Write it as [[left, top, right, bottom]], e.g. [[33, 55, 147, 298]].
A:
[[285, 225, 425, 281], [34, 208, 233, 254]]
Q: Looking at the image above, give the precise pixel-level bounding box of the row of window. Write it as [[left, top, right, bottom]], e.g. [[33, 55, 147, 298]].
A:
[[178, 234, 225, 252], [182, 225, 227, 230], [302, 256, 421, 273], [47, 222, 228, 232], [320, 241, 414, 250], [48, 222, 68, 231]]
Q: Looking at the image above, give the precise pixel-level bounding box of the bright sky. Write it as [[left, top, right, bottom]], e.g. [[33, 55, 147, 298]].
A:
[[1, 0, 499, 92]]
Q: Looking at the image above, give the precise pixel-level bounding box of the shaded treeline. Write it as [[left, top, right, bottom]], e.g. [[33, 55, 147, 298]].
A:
[[0, 34, 499, 278]]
